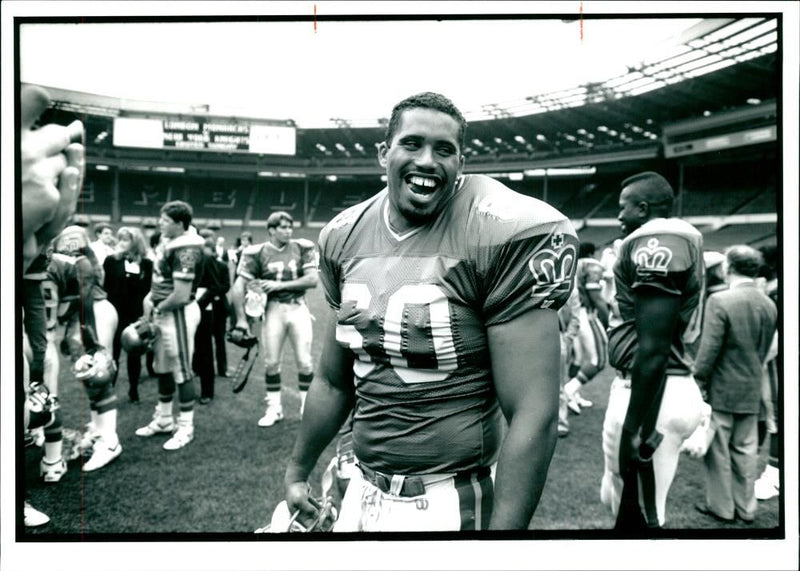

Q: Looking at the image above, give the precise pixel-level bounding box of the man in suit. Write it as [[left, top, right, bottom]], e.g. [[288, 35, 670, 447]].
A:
[[693, 245, 778, 523]]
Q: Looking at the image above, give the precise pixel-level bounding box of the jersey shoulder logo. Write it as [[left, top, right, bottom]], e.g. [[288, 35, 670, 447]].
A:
[[632, 237, 672, 277], [178, 248, 200, 272], [528, 241, 577, 301]]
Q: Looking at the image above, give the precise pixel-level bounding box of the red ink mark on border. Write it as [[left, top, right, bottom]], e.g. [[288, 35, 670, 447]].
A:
[[579, 2, 584, 41], [314, 4, 317, 33]]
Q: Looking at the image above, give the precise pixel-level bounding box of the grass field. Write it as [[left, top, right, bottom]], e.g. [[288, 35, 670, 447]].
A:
[[21, 268, 782, 538]]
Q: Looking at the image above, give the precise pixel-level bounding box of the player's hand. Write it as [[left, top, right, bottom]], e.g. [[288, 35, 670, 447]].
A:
[[285, 481, 319, 528], [232, 320, 251, 338], [20, 85, 85, 270], [260, 280, 280, 293], [618, 427, 641, 476]]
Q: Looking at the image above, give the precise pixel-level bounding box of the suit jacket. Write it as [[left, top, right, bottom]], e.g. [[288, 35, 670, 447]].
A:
[[103, 255, 153, 323], [195, 253, 231, 310], [693, 280, 777, 414]]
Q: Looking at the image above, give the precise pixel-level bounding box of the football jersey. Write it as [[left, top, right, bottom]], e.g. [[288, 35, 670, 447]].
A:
[[607, 217, 704, 376], [150, 231, 205, 303], [576, 257, 606, 309], [318, 174, 578, 474], [237, 239, 317, 303], [46, 252, 107, 330]]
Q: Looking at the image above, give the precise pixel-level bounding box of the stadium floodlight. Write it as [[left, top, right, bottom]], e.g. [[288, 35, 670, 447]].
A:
[[508, 173, 524, 181], [326, 175, 338, 182], [95, 165, 110, 171]]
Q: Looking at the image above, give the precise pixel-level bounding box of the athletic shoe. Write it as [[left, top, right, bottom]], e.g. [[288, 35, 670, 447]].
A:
[[25, 427, 45, 448], [575, 394, 593, 408], [135, 415, 175, 437], [24, 502, 50, 527], [163, 426, 194, 451], [40, 457, 67, 484], [567, 396, 582, 415], [79, 423, 102, 455], [755, 476, 779, 501], [82, 439, 122, 472], [258, 405, 284, 427]]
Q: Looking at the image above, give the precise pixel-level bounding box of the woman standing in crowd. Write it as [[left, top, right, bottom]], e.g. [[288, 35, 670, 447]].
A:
[[103, 226, 154, 403]]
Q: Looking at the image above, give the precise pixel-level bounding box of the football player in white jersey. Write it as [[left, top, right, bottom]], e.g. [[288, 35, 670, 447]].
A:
[[283, 92, 578, 531], [231, 211, 319, 426], [602, 171, 706, 533]]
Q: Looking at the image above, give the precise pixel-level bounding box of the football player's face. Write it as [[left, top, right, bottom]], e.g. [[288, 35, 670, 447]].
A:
[[379, 108, 464, 233], [270, 221, 293, 246], [159, 214, 183, 239], [617, 187, 644, 236]]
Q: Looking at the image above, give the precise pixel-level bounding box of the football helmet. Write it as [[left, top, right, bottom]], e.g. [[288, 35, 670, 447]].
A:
[[255, 497, 337, 533], [121, 319, 160, 353], [53, 225, 89, 256], [73, 350, 116, 384]]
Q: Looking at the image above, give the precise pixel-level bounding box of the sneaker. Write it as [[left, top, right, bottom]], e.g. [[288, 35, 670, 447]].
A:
[[575, 394, 593, 408], [135, 415, 175, 437], [258, 406, 284, 427], [24, 502, 50, 527], [79, 423, 102, 455], [567, 396, 582, 415], [82, 439, 122, 472], [755, 475, 779, 501], [40, 457, 67, 483], [163, 425, 194, 451]]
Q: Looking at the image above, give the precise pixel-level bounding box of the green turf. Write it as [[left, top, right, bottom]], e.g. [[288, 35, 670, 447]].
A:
[[22, 283, 781, 536]]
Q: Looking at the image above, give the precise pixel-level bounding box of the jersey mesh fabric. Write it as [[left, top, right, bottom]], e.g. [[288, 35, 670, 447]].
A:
[[319, 174, 578, 474], [607, 217, 704, 376], [150, 232, 204, 303], [237, 240, 317, 303]]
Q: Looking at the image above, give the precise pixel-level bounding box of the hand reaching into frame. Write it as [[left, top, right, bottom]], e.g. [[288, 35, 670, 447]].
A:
[[20, 84, 85, 272]]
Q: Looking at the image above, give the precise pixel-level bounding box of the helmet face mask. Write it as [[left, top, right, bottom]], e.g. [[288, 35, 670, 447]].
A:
[[73, 350, 116, 384], [255, 497, 338, 533]]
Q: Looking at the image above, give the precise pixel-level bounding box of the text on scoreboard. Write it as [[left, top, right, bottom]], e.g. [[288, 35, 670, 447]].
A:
[[112, 117, 296, 155]]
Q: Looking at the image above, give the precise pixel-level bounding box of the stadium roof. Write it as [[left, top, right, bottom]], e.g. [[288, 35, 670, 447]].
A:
[[19, 16, 776, 128]]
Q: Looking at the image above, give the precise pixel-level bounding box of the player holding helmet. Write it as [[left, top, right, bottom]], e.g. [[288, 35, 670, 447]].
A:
[[46, 225, 122, 474], [135, 201, 205, 450], [230, 211, 318, 426]]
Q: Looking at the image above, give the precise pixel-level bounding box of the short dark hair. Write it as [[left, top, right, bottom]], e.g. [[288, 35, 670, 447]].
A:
[[160, 200, 193, 230], [726, 245, 764, 278], [578, 242, 596, 259], [385, 92, 467, 151], [267, 211, 293, 231], [93, 222, 113, 237], [199, 228, 216, 239], [621, 171, 674, 217]]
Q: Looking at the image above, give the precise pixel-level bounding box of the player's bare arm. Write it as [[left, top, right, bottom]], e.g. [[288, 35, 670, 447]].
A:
[[624, 288, 681, 435], [230, 274, 252, 331], [154, 278, 193, 313], [284, 312, 354, 518], [488, 308, 562, 529], [260, 267, 319, 294]]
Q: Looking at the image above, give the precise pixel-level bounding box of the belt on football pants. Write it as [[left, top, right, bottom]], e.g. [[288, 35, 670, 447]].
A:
[[358, 464, 492, 498]]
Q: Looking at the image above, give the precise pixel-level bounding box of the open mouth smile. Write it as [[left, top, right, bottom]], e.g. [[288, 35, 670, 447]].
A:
[[405, 174, 441, 196]]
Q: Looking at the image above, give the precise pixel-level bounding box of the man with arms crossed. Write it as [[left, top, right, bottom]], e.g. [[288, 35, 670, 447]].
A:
[[283, 92, 577, 531], [601, 171, 706, 532]]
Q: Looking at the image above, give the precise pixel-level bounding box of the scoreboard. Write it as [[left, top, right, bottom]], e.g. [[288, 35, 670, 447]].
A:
[[113, 116, 296, 155]]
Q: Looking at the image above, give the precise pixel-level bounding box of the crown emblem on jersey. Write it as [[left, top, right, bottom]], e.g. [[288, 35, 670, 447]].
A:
[[528, 243, 577, 302], [632, 238, 672, 276]]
